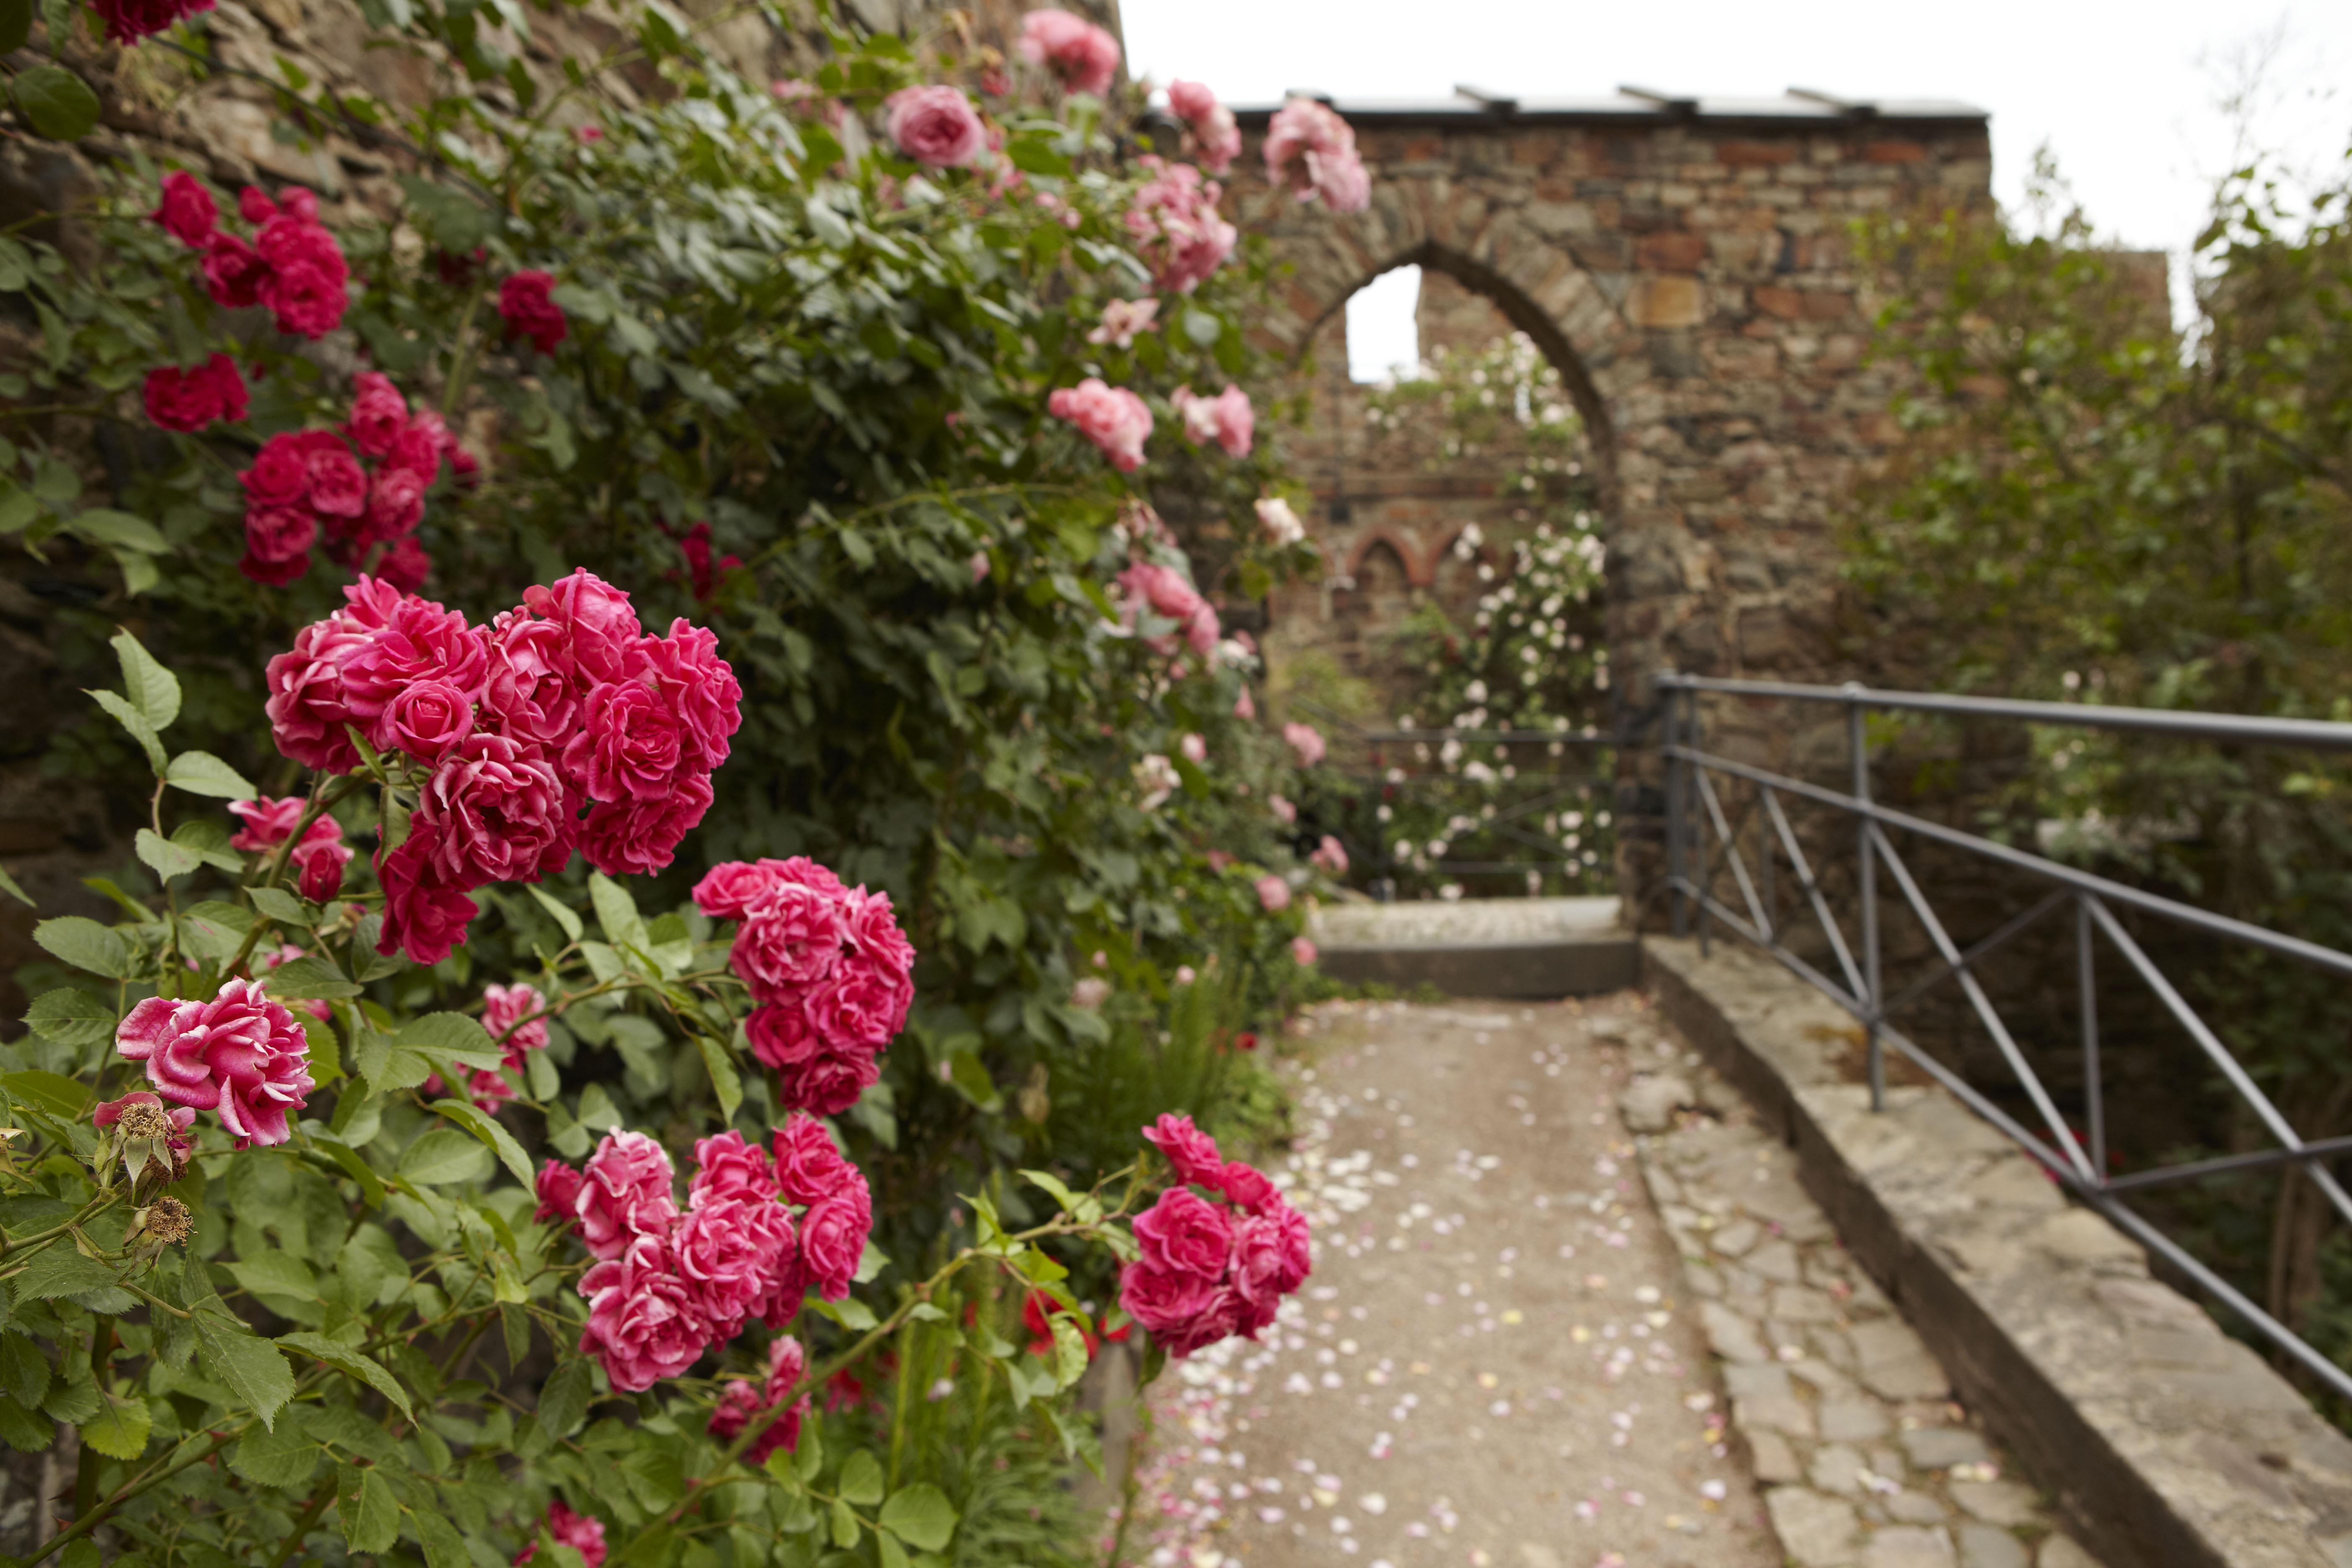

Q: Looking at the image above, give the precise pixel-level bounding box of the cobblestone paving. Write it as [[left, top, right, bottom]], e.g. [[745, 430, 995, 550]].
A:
[[1118, 993, 2114, 1568]]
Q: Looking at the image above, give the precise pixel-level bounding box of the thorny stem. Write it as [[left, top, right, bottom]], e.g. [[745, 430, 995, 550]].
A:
[[266, 1478, 338, 1568]]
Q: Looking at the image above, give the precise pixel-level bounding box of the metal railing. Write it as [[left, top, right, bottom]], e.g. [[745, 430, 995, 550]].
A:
[[1658, 673, 2352, 1402]]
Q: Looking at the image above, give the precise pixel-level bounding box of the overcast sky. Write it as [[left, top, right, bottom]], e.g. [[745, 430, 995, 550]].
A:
[[1119, 0, 2352, 377]]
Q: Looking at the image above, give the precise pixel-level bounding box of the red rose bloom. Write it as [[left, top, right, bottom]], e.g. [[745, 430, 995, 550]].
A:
[[770, 1114, 853, 1206], [374, 536, 431, 592], [577, 771, 712, 879], [339, 596, 489, 747], [303, 439, 369, 520], [563, 678, 683, 803], [1142, 1112, 1225, 1189], [688, 1131, 778, 1207], [201, 232, 267, 310], [745, 1000, 820, 1069], [521, 568, 642, 684], [241, 509, 317, 584], [578, 1235, 709, 1394], [1132, 1186, 1232, 1279], [412, 733, 571, 888], [346, 371, 409, 458], [150, 172, 217, 247], [92, 0, 216, 46], [480, 610, 580, 749], [643, 619, 744, 771], [498, 270, 568, 354], [374, 832, 479, 965], [292, 834, 352, 901], [143, 354, 247, 432], [799, 1186, 871, 1302], [774, 1041, 881, 1118], [535, 1158, 585, 1223], [362, 465, 428, 543], [382, 678, 475, 763], [259, 258, 348, 340]]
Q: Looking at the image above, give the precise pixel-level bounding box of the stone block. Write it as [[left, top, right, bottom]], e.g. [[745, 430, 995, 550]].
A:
[[1851, 1318, 1947, 1401], [1767, 1486, 1863, 1568], [1750, 1427, 1804, 1483], [1703, 1301, 1769, 1363], [1897, 1426, 1990, 1470], [1636, 232, 1710, 271], [1950, 1481, 2037, 1527], [1628, 275, 1703, 328], [1821, 1400, 1893, 1442], [1810, 1441, 1869, 1494], [1619, 1073, 1694, 1132], [1955, 1524, 2029, 1568], [2034, 1537, 2102, 1568], [1865, 1526, 1955, 1568]]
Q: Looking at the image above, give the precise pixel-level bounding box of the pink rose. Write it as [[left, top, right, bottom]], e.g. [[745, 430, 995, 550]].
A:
[[841, 887, 916, 990], [227, 796, 307, 852], [1291, 935, 1318, 967], [775, 1042, 881, 1118], [1255, 874, 1292, 913], [642, 620, 743, 771], [578, 1234, 708, 1393], [1131, 1186, 1231, 1279], [575, 1130, 680, 1261], [564, 678, 683, 803], [535, 1158, 585, 1224], [1269, 793, 1297, 826], [499, 271, 568, 355], [91, 0, 216, 46], [1117, 1262, 1232, 1356], [1016, 9, 1120, 95], [513, 1501, 607, 1568], [1283, 721, 1326, 768], [689, 1130, 778, 1207], [254, 204, 345, 281], [1264, 97, 1372, 214], [346, 370, 410, 459], [260, 257, 350, 340], [692, 860, 784, 921], [1047, 379, 1152, 473], [520, 568, 644, 686], [143, 354, 248, 433], [1310, 835, 1348, 875], [1171, 384, 1252, 457], [1124, 160, 1235, 295], [1166, 80, 1240, 174], [1220, 1159, 1278, 1214], [382, 421, 445, 482], [707, 1336, 808, 1462], [1141, 1112, 1224, 1188], [745, 1000, 819, 1069], [676, 1194, 796, 1338], [373, 834, 480, 966], [577, 771, 712, 879], [805, 963, 902, 1052], [302, 441, 369, 520], [482, 982, 549, 1063], [799, 1187, 871, 1301], [239, 430, 328, 508], [884, 85, 985, 168], [413, 735, 571, 888], [1235, 688, 1256, 721], [292, 833, 352, 901], [340, 596, 488, 747], [1087, 297, 1158, 349], [114, 977, 314, 1148], [1266, 1200, 1312, 1293], [150, 171, 217, 247], [730, 882, 847, 1001], [201, 232, 267, 310], [480, 611, 580, 749], [1187, 603, 1220, 658], [364, 465, 428, 543], [375, 536, 432, 593], [382, 678, 476, 763], [241, 508, 317, 583], [770, 1115, 853, 1206]]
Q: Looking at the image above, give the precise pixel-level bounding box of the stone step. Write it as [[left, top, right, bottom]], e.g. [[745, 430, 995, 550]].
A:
[[1308, 895, 1641, 997]]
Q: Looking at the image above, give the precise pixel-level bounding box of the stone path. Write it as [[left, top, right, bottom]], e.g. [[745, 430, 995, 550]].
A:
[[1114, 994, 2111, 1568]]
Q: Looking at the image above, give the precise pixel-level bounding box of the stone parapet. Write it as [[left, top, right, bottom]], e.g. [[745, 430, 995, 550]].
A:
[[1644, 936, 2352, 1568]]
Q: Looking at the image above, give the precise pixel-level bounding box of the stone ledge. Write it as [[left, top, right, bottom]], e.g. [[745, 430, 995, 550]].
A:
[[1645, 936, 2352, 1568]]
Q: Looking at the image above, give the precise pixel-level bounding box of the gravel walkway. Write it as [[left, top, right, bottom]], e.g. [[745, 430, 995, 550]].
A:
[[1116, 994, 2112, 1568]]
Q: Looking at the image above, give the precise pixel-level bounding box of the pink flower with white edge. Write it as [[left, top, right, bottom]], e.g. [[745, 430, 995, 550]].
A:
[[1047, 379, 1152, 472], [578, 1234, 709, 1393], [884, 85, 985, 168], [1256, 495, 1306, 546], [1142, 1112, 1224, 1188], [1255, 874, 1292, 912], [1179, 732, 1207, 764], [799, 1178, 872, 1301], [413, 734, 572, 888], [689, 1130, 777, 1207], [771, 1114, 854, 1206], [513, 1501, 608, 1568], [227, 796, 307, 852], [676, 1193, 797, 1340], [1124, 160, 1235, 295], [114, 977, 314, 1148], [1166, 80, 1241, 174], [1268, 793, 1297, 825], [1016, 8, 1120, 95], [1282, 721, 1326, 767], [1263, 97, 1372, 214], [1088, 297, 1158, 348], [1310, 834, 1349, 875], [1172, 384, 1252, 458], [1291, 935, 1319, 967], [482, 983, 549, 1065], [574, 1130, 680, 1261], [731, 881, 848, 1001]]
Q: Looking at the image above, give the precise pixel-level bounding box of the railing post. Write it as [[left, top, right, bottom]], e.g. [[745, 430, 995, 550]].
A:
[[1848, 686, 1884, 1112], [1691, 687, 1710, 959], [1664, 673, 1688, 939], [2078, 894, 2104, 1182]]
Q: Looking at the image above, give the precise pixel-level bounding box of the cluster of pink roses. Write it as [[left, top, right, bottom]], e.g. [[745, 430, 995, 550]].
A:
[[692, 857, 916, 1116], [264, 570, 743, 965], [150, 174, 350, 340], [1264, 97, 1372, 214], [1048, 379, 1153, 473], [707, 1335, 810, 1462], [112, 977, 316, 1149], [1123, 158, 1235, 295], [1172, 384, 1253, 458], [513, 1501, 607, 1567], [426, 983, 551, 1110], [1166, 80, 1241, 175], [536, 1120, 866, 1396], [1119, 1114, 1311, 1357], [237, 372, 471, 589], [1283, 720, 1327, 768], [1016, 8, 1121, 95], [228, 795, 354, 902], [1117, 560, 1220, 658]]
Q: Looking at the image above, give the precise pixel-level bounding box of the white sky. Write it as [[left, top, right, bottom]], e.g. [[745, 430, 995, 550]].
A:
[[1119, 0, 2352, 379]]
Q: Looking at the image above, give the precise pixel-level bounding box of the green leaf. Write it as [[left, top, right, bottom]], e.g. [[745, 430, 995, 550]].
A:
[[413, 1504, 468, 1568], [32, 916, 130, 979], [109, 629, 180, 731], [195, 1310, 295, 1429], [249, 886, 308, 925], [396, 1011, 502, 1067], [70, 510, 168, 553], [399, 1127, 492, 1186], [1005, 134, 1072, 177], [945, 1049, 1001, 1113], [534, 1357, 592, 1439], [87, 690, 166, 775], [426, 1098, 533, 1187], [135, 828, 202, 883], [697, 1034, 742, 1122], [164, 750, 258, 800], [877, 1531, 911, 1568], [230, 1419, 321, 1488], [829, 1498, 861, 1550], [227, 1253, 319, 1306], [11, 1248, 117, 1302], [169, 820, 244, 874], [0, 1334, 51, 1408], [278, 1332, 413, 1421], [0, 1392, 51, 1451], [0, 860, 29, 908], [23, 989, 113, 1050], [338, 1462, 400, 1553], [524, 882, 583, 942], [588, 872, 649, 954], [261, 955, 360, 1001], [12, 65, 98, 140], [1051, 1317, 1088, 1389], [878, 1483, 958, 1551], [838, 1449, 884, 1506], [0, 0, 32, 54]]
